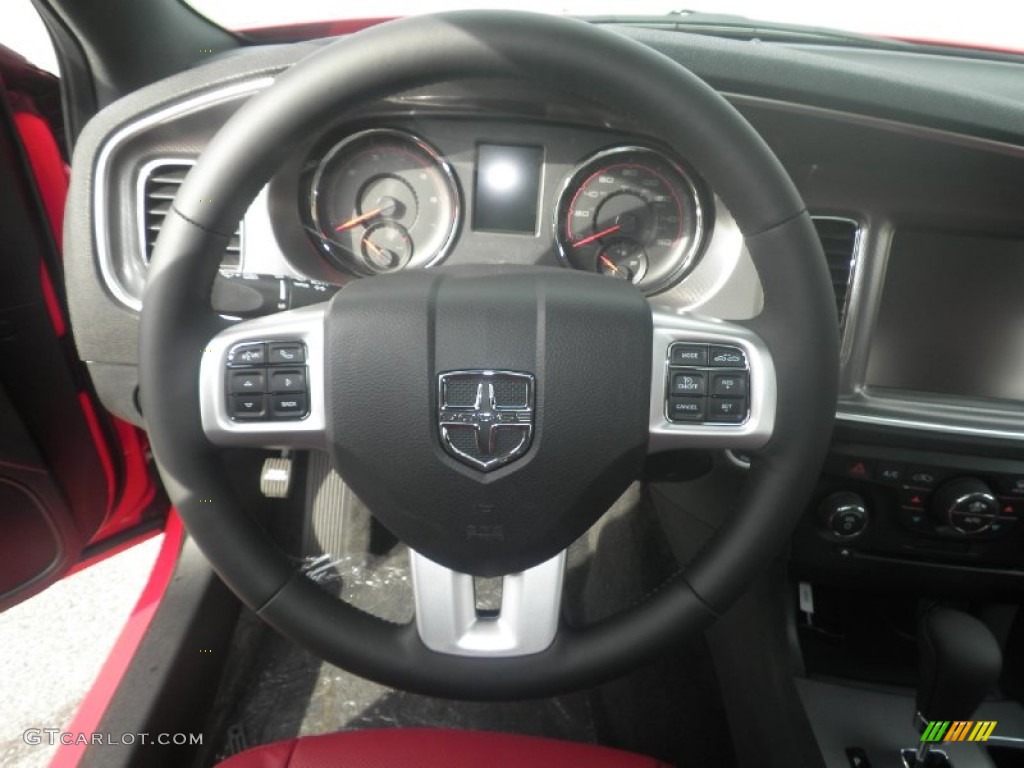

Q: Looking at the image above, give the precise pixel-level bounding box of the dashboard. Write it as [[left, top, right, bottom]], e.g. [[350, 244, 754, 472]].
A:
[[63, 26, 1024, 593]]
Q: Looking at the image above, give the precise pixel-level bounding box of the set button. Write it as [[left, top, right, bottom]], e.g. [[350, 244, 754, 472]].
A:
[[708, 397, 746, 423]]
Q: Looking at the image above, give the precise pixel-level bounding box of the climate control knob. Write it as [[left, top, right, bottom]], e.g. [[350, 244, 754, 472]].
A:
[[818, 491, 869, 539], [932, 478, 1000, 534]]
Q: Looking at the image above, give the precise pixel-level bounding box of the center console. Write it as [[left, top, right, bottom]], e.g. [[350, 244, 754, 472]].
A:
[[794, 222, 1024, 589]]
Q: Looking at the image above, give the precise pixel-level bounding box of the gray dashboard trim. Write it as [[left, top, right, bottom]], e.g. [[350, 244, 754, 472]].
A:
[[93, 78, 273, 311]]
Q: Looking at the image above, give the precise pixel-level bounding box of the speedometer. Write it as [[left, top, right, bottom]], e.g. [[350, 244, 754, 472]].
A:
[[554, 146, 706, 293]]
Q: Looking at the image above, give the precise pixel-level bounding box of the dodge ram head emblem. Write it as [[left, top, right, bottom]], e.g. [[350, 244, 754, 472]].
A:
[[437, 371, 535, 471]]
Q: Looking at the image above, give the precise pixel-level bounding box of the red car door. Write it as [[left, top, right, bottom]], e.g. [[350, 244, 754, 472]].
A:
[[0, 43, 167, 613]]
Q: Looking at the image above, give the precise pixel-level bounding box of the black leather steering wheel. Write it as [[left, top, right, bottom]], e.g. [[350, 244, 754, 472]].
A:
[[140, 11, 838, 699]]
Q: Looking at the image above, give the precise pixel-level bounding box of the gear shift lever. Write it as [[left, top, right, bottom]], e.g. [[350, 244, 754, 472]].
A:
[[909, 609, 1002, 768]]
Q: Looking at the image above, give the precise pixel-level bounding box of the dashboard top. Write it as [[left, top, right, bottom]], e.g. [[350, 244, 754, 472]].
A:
[[62, 25, 1024, 450]]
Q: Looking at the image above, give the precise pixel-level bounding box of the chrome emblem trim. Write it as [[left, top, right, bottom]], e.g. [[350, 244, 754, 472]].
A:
[[437, 370, 535, 471]]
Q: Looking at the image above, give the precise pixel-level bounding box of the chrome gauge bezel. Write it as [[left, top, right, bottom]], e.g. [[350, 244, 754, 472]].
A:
[[553, 145, 708, 295], [307, 127, 462, 276]]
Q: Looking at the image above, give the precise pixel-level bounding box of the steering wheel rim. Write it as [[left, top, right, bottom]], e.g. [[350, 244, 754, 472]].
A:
[[140, 11, 838, 699]]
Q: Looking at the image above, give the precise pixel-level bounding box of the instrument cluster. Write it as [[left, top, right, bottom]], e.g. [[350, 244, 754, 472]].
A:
[[304, 127, 710, 294]]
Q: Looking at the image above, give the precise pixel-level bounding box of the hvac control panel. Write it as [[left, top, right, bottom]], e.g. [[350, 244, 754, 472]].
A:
[[795, 444, 1024, 572]]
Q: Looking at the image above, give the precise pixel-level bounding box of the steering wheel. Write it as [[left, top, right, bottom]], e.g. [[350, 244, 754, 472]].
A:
[[140, 11, 837, 700]]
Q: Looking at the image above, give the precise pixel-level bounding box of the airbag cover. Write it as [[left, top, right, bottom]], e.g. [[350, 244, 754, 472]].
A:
[[325, 266, 652, 576]]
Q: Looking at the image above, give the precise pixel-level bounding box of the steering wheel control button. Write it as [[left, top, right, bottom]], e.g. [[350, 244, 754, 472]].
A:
[[229, 370, 266, 394], [270, 369, 306, 393], [668, 396, 705, 422], [669, 343, 708, 366], [708, 345, 746, 367], [223, 340, 309, 421], [664, 339, 751, 425], [269, 343, 305, 364], [228, 342, 266, 366], [707, 397, 747, 423], [271, 393, 308, 419], [671, 372, 705, 395], [231, 394, 266, 419], [711, 373, 747, 397]]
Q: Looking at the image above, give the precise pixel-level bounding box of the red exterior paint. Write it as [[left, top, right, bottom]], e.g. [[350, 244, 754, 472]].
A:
[[12, 109, 67, 250], [49, 510, 185, 768], [85, 421, 159, 547], [237, 17, 394, 43], [39, 260, 67, 337]]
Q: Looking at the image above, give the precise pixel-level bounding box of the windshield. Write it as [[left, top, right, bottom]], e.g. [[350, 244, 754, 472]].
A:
[[184, 0, 1024, 55]]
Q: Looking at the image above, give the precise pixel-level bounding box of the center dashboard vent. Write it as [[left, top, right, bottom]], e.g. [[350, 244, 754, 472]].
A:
[[139, 161, 242, 270], [811, 216, 861, 331]]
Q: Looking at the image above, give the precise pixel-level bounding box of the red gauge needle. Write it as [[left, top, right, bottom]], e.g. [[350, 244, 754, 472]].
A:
[[571, 224, 621, 249], [599, 254, 623, 276], [334, 207, 384, 232]]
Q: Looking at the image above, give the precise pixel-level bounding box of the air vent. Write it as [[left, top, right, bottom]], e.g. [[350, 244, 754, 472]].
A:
[[812, 217, 860, 330], [139, 161, 242, 270]]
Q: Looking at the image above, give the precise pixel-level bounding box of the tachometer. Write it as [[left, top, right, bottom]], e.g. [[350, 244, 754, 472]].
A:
[[555, 146, 706, 293], [309, 129, 459, 275]]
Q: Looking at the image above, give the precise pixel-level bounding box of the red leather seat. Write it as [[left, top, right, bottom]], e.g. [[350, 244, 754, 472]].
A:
[[216, 727, 671, 767]]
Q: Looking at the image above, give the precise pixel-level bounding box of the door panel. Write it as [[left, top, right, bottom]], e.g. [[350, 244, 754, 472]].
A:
[[0, 45, 167, 611]]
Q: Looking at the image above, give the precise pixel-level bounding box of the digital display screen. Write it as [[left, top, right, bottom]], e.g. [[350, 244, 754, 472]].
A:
[[473, 144, 543, 233], [865, 229, 1024, 402]]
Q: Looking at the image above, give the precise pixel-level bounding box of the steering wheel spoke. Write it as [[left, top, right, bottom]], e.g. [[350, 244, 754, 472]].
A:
[[649, 309, 777, 453], [410, 548, 565, 657], [199, 304, 328, 450]]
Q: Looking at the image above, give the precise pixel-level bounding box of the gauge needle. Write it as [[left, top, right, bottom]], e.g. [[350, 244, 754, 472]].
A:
[[364, 238, 387, 258], [334, 207, 384, 232], [571, 224, 621, 248], [599, 254, 624, 276]]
